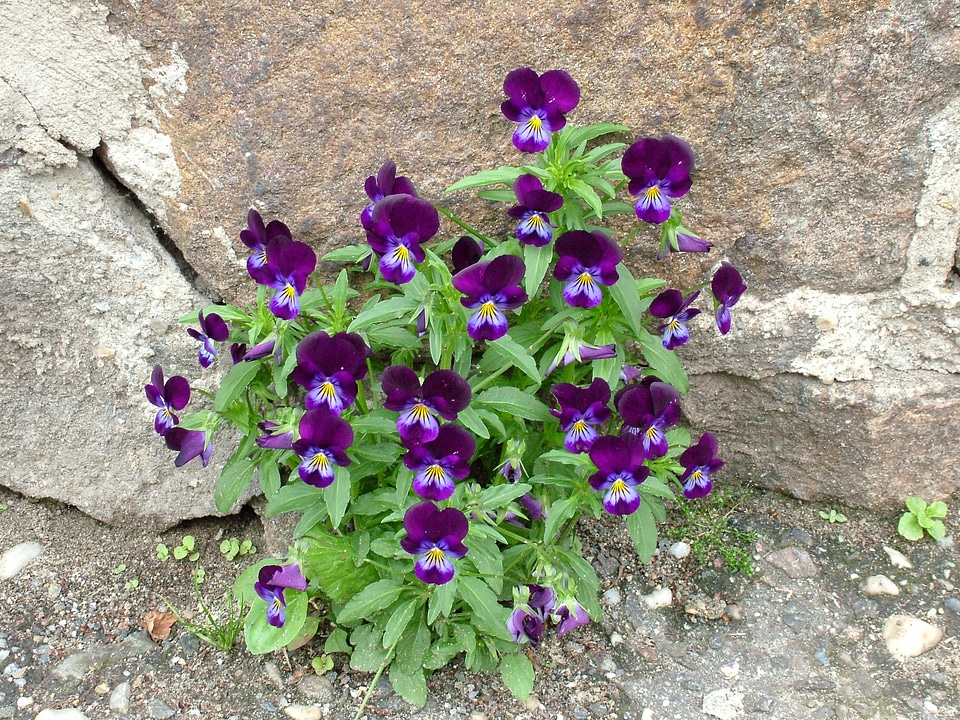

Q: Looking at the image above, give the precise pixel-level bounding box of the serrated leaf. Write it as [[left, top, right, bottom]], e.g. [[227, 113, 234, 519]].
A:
[[396, 617, 431, 674], [323, 627, 351, 654], [382, 599, 420, 649], [350, 411, 400, 435], [350, 624, 389, 671], [337, 579, 405, 625], [214, 360, 262, 412], [926, 501, 949, 518], [639, 476, 676, 501], [478, 483, 533, 511], [475, 386, 553, 423], [905, 497, 927, 515], [259, 457, 281, 500], [458, 576, 512, 640], [523, 242, 553, 299], [568, 179, 603, 219], [500, 652, 535, 701], [265, 482, 325, 516], [301, 526, 379, 604], [456, 405, 490, 440], [928, 520, 947, 541], [466, 532, 504, 594], [389, 663, 428, 707]]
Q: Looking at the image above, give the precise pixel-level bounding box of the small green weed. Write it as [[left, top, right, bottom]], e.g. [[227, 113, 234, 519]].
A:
[[819, 509, 847, 524], [165, 572, 243, 652], [665, 488, 757, 574], [898, 497, 948, 542], [157, 535, 200, 563], [219, 537, 257, 561]]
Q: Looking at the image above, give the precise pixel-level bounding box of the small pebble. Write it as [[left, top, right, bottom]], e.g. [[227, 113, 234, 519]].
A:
[[110, 681, 131, 715], [702, 689, 744, 720], [765, 547, 818, 578], [936, 534, 954, 550], [264, 661, 284, 688], [861, 574, 899, 597], [35, 711, 89, 720], [524, 695, 541, 711], [146, 698, 175, 719], [15, 697, 32, 710], [882, 545, 914, 569], [944, 597, 960, 613], [283, 706, 322, 720], [642, 586, 672, 610], [882, 615, 943, 659], [608, 631, 624, 647], [602, 587, 621, 606], [814, 648, 830, 666], [0, 542, 43, 580], [668, 541, 690, 559], [472, 711, 490, 720]]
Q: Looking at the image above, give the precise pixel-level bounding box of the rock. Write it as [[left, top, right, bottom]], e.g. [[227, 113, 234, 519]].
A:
[[35, 711, 89, 720], [0, 542, 42, 580], [668, 541, 691, 559], [264, 661, 284, 689], [642, 587, 673, 610], [861, 574, 900, 597], [53, 632, 155, 684], [945, 597, 960, 613], [882, 546, 914, 569], [297, 674, 333, 702], [602, 588, 621, 606], [145, 698, 176, 719], [882, 615, 943, 659], [765, 547, 818, 578], [109, 681, 131, 715], [702, 689, 744, 720], [283, 706, 322, 720], [684, 594, 727, 620]]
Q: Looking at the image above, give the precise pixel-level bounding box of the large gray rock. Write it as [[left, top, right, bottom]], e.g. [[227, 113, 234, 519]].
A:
[[1, 0, 959, 522]]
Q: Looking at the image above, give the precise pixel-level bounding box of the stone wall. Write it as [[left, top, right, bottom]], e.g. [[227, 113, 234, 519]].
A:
[[2, 0, 958, 526]]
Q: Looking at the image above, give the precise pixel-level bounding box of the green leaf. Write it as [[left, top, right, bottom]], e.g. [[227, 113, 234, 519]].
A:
[[928, 519, 947, 541], [487, 335, 541, 385], [636, 327, 689, 393], [458, 576, 513, 641], [544, 495, 580, 541], [350, 411, 399, 435], [446, 166, 525, 192], [301, 526, 379, 604], [426, 574, 458, 624], [244, 591, 308, 654], [478, 483, 533, 510], [554, 549, 601, 620], [917, 511, 934, 528], [348, 296, 418, 333], [174, 410, 214, 431], [626, 502, 659, 563], [324, 627, 351, 655], [476, 189, 517, 202], [638, 476, 676, 501], [350, 624, 389, 672], [323, 466, 351, 530], [500, 652, 535, 701], [475, 409, 506, 438], [926, 501, 949, 518], [609, 264, 645, 335], [466, 532, 505, 594], [382, 599, 421, 649], [337, 579, 406, 625], [568, 179, 603, 219], [321, 244, 371, 263], [898, 513, 924, 541], [456, 405, 490, 440], [215, 456, 256, 514], [523, 243, 553, 299], [213, 360, 261, 412], [905, 497, 927, 515], [389, 663, 427, 707], [396, 617, 431, 675], [259, 457, 281, 500], [265, 483, 325, 516], [475, 387, 553, 423], [561, 123, 630, 148]]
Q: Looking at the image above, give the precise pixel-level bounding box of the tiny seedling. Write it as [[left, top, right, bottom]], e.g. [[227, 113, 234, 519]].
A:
[[173, 535, 200, 562], [311, 654, 334, 676], [112, 563, 127, 575], [124, 578, 140, 590], [0, 503, 8, 511], [219, 538, 257, 561], [819, 509, 847, 524], [156, 543, 170, 562], [898, 497, 948, 542]]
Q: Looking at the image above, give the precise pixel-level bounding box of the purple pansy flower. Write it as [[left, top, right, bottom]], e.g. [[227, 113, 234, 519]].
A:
[[507, 584, 556, 647], [403, 424, 476, 501], [615, 379, 681, 459], [553, 231, 623, 308], [658, 225, 713, 260], [240, 209, 292, 282], [292, 331, 371, 415], [361, 160, 418, 229], [501, 68, 580, 153], [452, 255, 528, 342], [365, 194, 440, 285], [545, 341, 617, 376], [507, 174, 563, 246], [292, 408, 353, 488], [400, 502, 469, 585], [145, 365, 190, 435], [555, 601, 590, 638], [550, 378, 612, 454], [649, 289, 701, 350], [255, 421, 295, 450], [381, 366, 472, 444], [451, 236, 483, 274], [187, 310, 230, 368], [679, 432, 724, 499], [164, 427, 212, 467], [621, 135, 695, 224], [588, 433, 650, 516], [254, 563, 308, 628], [711, 262, 747, 335], [259, 236, 317, 321]]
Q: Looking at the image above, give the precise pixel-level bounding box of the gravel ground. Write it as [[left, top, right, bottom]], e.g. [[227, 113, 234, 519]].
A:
[[1, 483, 958, 720]]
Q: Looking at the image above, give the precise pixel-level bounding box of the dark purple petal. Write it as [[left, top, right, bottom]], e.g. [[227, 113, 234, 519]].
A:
[[164, 375, 191, 410], [556, 602, 590, 637], [676, 232, 713, 253], [199, 311, 230, 341], [421, 370, 472, 420], [243, 339, 276, 361], [164, 428, 211, 467], [513, 174, 563, 213], [649, 289, 684, 318], [382, 365, 423, 408], [259, 563, 308, 591], [296, 407, 354, 451], [712, 262, 747, 306], [255, 581, 286, 627], [508, 607, 544, 646], [452, 236, 483, 273], [502, 67, 543, 107], [539, 69, 580, 113]]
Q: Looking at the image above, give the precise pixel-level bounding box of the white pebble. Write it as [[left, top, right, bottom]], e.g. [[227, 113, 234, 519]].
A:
[[883, 545, 914, 569], [641, 710, 654, 720], [862, 574, 900, 596], [668, 541, 691, 559], [109, 681, 131, 715], [35, 710, 90, 720], [882, 614, 943, 659], [609, 631, 624, 646], [642, 586, 673, 610], [0, 541, 43, 580], [283, 705, 323, 720], [16, 697, 33, 709], [602, 587, 622, 606], [702, 688, 745, 720]]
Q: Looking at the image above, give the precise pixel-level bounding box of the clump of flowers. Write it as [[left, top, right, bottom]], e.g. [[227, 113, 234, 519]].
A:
[[146, 67, 746, 711]]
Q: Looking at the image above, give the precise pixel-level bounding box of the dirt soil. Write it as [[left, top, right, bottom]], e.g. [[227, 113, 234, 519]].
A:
[[1, 483, 958, 720]]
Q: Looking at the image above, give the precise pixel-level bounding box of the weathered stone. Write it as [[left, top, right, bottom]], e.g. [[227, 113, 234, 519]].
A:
[[765, 546, 818, 578], [882, 614, 943, 659]]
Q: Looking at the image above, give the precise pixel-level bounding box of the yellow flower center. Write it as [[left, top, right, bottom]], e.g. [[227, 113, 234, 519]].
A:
[[426, 547, 446, 565], [309, 453, 330, 472], [645, 186, 661, 202], [478, 301, 499, 321]]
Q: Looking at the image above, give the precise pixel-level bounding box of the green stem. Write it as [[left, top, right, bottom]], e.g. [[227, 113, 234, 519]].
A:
[[469, 363, 512, 394], [353, 635, 401, 720], [435, 207, 498, 247]]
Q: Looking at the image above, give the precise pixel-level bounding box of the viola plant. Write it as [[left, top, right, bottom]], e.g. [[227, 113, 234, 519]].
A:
[[145, 67, 747, 712]]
